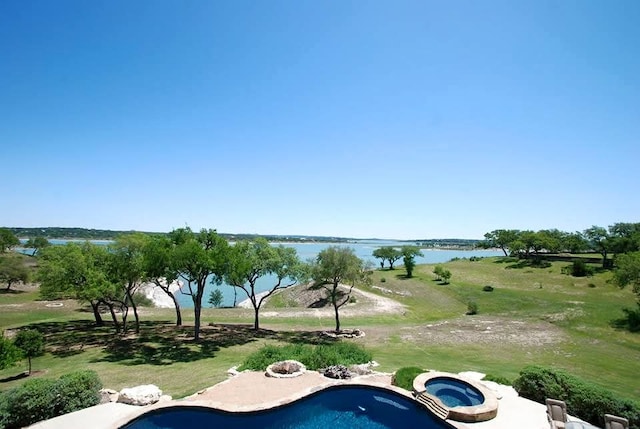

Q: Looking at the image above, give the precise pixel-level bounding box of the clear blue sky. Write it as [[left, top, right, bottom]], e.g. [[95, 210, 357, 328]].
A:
[[1, 0, 638, 239]]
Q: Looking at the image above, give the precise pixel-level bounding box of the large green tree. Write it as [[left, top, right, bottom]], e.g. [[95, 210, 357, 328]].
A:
[[310, 246, 370, 332], [481, 229, 520, 256], [142, 235, 182, 326], [612, 251, 640, 300], [13, 329, 45, 375], [170, 228, 228, 341], [584, 226, 612, 268], [24, 237, 50, 256], [372, 246, 402, 269], [109, 234, 148, 334], [38, 243, 122, 331], [401, 245, 423, 278], [225, 238, 306, 330], [0, 228, 20, 253], [0, 255, 30, 291]]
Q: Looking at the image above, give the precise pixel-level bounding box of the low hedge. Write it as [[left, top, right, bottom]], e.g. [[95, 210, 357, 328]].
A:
[[391, 366, 424, 391], [239, 342, 372, 371], [0, 370, 102, 429], [513, 366, 640, 429]]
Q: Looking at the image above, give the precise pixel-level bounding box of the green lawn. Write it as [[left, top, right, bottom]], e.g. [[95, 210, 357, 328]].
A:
[[1, 257, 639, 403]]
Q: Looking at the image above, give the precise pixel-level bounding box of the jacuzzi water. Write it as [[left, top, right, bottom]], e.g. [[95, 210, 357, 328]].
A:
[[424, 377, 484, 407], [121, 385, 455, 429]]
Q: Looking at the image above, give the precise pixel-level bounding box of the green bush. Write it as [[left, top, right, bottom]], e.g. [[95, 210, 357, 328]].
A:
[[562, 259, 595, 277], [239, 342, 372, 371], [53, 370, 102, 415], [513, 366, 640, 429], [622, 304, 640, 332], [466, 301, 478, 315], [392, 366, 424, 391], [482, 285, 494, 292], [484, 374, 511, 385], [380, 277, 386, 283], [0, 370, 102, 429]]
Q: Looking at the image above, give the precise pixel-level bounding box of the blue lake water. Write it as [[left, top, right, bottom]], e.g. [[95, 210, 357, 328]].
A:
[[18, 239, 502, 308]]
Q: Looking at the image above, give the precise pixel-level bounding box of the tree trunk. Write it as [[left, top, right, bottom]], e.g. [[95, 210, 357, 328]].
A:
[[28, 357, 32, 375], [389, 261, 394, 269], [194, 302, 201, 341], [332, 281, 341, 332], [233, 288, 237, 307], [253, 306, 260, 330], [90, 301, 104, 326], [107, 304, 121, 334], [126, 288, 140, 334], [333, 301, 341, 332], [501, 246, 508, 257], [169, 292, 182, 326]]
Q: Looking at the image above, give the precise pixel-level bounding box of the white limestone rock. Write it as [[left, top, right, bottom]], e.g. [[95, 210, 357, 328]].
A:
[[117, 384, 163, 406]]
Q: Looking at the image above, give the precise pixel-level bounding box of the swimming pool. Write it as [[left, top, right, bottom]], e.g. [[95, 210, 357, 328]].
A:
[[425, 377, 484, 407], [120, 385, 456, 429]]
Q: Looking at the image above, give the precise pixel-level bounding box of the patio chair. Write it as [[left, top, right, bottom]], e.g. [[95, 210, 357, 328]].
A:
[[546, 398, 568, 429], [604, 414, 629, 429]]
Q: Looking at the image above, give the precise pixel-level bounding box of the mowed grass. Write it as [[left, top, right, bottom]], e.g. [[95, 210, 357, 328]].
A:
[[1, 256, 639, 402]]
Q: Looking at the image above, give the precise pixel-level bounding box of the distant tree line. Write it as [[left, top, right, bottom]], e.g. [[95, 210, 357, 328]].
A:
[[478, 223, 640, 268]]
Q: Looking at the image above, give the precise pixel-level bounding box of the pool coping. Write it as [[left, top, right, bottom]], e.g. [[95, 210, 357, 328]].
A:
[[413, 371, 499, 423]]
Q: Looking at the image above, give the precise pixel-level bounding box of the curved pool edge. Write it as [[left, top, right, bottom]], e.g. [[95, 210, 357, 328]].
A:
[[413, 371, 499, 423], [112, 372, 413, 429]]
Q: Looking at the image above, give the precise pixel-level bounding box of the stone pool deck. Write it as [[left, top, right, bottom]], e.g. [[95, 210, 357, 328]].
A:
[[30, 370, 552, 429]]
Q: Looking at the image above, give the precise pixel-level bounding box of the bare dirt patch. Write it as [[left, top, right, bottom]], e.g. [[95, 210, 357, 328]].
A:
[[394, 316, 565, 347]]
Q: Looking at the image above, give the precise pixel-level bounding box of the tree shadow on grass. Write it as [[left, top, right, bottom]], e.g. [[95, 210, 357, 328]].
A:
[[0, 372, 29, 383], [493, 257, 518, 264], [0, 288, 26, 294], [21, 320, 337, 366]]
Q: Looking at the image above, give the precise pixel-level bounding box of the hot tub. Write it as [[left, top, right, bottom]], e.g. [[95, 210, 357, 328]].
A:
[[413, 372, 498, 422]]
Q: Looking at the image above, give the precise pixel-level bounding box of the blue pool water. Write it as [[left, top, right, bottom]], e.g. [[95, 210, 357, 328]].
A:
[[425, 377, 484, 408], [121, 385, 455, 429]]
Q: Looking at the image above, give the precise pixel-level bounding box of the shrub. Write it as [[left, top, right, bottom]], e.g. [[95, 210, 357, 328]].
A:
[[380, 277, 386, 283], [392, 366, 424, 391], [482, 285, 494, 292], [622, 304, 640, 332], [466, 301, 478, 315], [513, 366, 640, 429], [483, 374, 511, 385], [562, 259, 595, 277], [239, 342, 372, 371], [53, 370, 102, 415], [0, 370, 102, 429], [131, 292, 154, 307]]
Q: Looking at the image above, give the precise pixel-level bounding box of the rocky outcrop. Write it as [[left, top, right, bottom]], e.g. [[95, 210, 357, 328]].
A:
[[266, 360, 306, 378], [117, 384, 163, 406], [321, 365, 352, 379]]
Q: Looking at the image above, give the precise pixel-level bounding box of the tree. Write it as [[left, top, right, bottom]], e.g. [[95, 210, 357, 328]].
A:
[[0, 228, 20, 253], [13, 329, 45, 375], [0, 335, 21, 370], [441, 269, 452, 284], [23, 237, 50, 256], [311, 246, 370, 332], [372, 247, 402, 270], [563, 232, 589, 254], [609, 222, 640, 255], [109, 234, 148, 334], [584, 226, 612, 268], [480, 229, 520, 257], [225, 238, 306, 330], [0, 255, 29, 291], [401, 246, 423, 278], [142, 235, 182, 326], [38, 243, 121, 331], [170, 228, 228, 341], [612, 251, 640, 299], [208, 289, 224, 308], [433, 265, 444, 281]]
